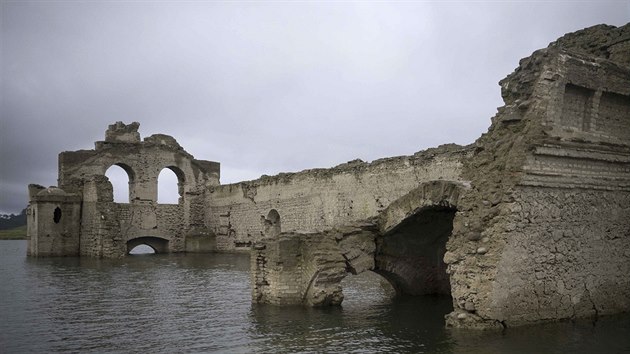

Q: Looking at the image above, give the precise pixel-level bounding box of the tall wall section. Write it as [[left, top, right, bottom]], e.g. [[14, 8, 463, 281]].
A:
[[445, 24, 630, 328], [207, 144, 471, 250]]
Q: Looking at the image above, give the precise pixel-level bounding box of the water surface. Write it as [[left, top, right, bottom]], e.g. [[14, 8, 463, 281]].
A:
[[1, 240, 629, 353]]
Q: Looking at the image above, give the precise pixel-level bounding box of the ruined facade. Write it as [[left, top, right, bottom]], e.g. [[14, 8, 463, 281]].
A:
[[27, 24, 630, 328], [27, 122, 220, 257]]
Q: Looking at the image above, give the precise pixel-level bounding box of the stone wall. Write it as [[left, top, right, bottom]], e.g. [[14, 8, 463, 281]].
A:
[[26, 185, 81, 257], [209, 145, 470, 251], [491, 187, 630, 325], [444, 24, 630, 329]]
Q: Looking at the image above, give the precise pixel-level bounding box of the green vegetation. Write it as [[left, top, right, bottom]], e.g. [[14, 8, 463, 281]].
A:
[[0, 225, 27, 240]]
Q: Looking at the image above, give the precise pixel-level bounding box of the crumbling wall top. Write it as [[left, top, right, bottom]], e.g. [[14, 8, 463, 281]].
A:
[[500, 23, 630, 107], [549, 23, 630, 66], [95, 122, 187, 156], [144, 134, 183, 150], [104, 121, 141, 143], [36, 186, 68, 196], [226, 143, 471, 189]]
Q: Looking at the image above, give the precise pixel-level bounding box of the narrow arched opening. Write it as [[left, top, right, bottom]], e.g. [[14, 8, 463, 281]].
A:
[[129, 244, 156, 255], [375, 205, 456, 298], [157, 167, 184, 204], [263, 209, 281, 238], [105, 164, 134, 203]]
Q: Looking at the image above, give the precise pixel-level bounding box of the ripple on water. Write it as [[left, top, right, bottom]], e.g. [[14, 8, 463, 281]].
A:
[[2, 240, 630, 353]]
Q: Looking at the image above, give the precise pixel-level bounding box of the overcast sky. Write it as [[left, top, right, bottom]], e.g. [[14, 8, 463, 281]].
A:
[[1, 1, 628, 214]]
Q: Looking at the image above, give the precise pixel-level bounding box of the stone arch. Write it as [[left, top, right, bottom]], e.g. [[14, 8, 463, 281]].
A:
[[251, 182, 468, 307], [104, 163, 136, 203], [375, 180, 467, 296], [158, 166, 186, 204], [126, 236, 169, 254], [378, 180, 464, 235]]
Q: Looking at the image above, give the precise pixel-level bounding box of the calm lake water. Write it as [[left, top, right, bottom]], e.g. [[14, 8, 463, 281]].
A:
[[1, 240, 629, 353]]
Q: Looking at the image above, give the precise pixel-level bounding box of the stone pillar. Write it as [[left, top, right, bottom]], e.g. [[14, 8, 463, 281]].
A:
[[251, 232, 347, 306]]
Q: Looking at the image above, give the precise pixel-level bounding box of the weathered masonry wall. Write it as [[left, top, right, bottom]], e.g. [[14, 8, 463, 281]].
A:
[[208, 145, 470, 250], [444, 24, 630, 329], [26, 185, 81, 257], [251, 232, 348, 306], [490, 188, 630, 325], [486, 53, 630, 326]]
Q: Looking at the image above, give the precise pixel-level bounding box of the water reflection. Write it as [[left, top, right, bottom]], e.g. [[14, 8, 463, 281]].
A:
[[248, 271, 455, 353]]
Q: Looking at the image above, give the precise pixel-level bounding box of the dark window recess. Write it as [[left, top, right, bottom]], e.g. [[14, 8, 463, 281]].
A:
[[53, 207, 62, 224]]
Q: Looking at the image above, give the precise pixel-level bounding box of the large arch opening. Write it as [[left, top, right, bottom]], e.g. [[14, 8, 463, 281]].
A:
[[126, 237, 169, 255], [105, 163, 134, 203], [375, 205, 456, 297], [157, 167, 184, 204]]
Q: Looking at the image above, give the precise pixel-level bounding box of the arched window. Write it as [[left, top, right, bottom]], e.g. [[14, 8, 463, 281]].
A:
[[105, 164, 132, 203], [157, 167, 182, 204]]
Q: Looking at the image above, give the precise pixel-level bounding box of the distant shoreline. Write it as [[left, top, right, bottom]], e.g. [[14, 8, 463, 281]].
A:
[[0, 226, 26, 240]]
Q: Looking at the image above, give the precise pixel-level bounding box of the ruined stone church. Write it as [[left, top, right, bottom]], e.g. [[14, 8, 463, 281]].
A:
[[27, 24, 630, 329]]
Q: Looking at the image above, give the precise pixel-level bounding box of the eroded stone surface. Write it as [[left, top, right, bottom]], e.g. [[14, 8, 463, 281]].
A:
[[444, 23, 630, 329]]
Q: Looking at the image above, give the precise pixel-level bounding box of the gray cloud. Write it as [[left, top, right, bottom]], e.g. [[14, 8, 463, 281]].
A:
[[1, 1, 628, 213]]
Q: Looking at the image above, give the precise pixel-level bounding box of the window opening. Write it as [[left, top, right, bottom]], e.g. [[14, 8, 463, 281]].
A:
[[157, 168, 180, 204], [53, 207, 62, 223], [105, 165, 131, 203]]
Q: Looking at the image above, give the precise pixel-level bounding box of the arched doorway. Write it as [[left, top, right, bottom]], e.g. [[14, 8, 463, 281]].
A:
[[375, 205, 456, 296]]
